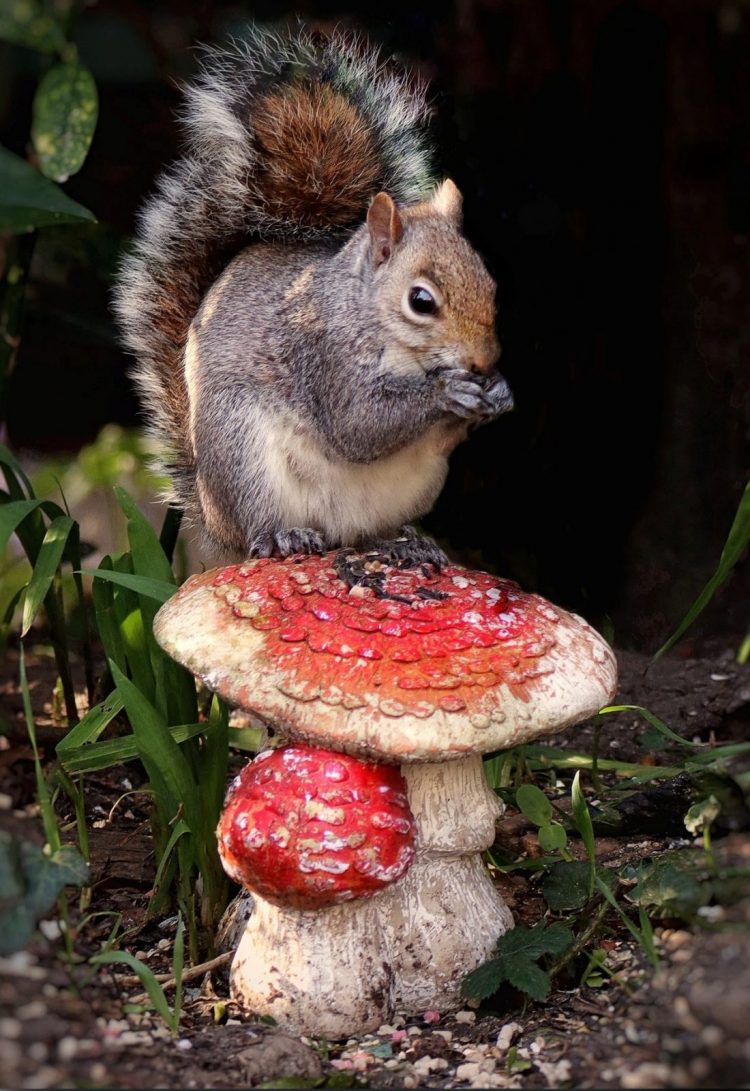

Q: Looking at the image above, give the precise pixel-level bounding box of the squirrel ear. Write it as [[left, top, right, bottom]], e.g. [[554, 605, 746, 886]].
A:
[[432, 179, 463, 226], [367, 193, 404, 268]]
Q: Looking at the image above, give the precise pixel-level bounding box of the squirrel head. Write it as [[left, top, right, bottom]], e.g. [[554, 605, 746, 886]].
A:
[[365, 180, 500, 375]]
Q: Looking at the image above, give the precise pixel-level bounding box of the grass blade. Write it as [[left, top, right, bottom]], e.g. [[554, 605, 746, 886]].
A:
[[90, 950, 176, 1030], [598, 704, 699, 750], [58, 722, 208, 774], [653, 480, 750, 660], [571, 772, 596, 896], [21, 514, 74, 635], [109, 661, 199, 828], [79, 567, 177, 604], [19, 645, 60, 852]]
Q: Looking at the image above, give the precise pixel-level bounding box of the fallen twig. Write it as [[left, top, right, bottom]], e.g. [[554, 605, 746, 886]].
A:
[[120, 950, 231, 1000]]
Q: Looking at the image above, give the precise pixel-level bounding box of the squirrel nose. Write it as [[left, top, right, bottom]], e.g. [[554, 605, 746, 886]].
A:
[[468, 339, 501, 375]]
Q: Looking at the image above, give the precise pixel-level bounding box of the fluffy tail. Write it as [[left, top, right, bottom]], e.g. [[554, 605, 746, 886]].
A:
[[113, 25, 436, 506]]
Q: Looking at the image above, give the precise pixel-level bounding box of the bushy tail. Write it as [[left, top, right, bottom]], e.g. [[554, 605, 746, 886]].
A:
[[113, 25, 436, 503]]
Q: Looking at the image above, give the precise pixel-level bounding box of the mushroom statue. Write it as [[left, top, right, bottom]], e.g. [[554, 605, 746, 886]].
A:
[[154, 549, 617, 1037]]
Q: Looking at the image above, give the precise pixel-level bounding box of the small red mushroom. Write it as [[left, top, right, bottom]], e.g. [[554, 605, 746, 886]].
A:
[[217, 745, 416, 909]]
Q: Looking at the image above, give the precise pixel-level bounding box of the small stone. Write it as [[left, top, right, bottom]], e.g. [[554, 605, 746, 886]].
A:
[[456, 1061, 482, 1081], [701, 1026, 722, 1047], [0, 1018, 21, 1039], [28, 1043, 47, 1063], [176, 1038, 193, 1051], [378, 1024, 396, 1035], [455, 1010, 477, 1024], [434, 1030, 453, 1041], [406, 1025, 422, 1036], [38, 920, 62, 941], [496, 1021, 521, 1052], [90, 1064, 107, 1082], [57, 1037, 79, 1062]]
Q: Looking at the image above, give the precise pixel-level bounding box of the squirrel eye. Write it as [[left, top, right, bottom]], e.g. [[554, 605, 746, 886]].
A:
[[408, 286, 438, 316]]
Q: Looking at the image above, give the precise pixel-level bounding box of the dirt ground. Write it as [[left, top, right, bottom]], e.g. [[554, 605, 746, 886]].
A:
[[1, 644, 749, 1090]]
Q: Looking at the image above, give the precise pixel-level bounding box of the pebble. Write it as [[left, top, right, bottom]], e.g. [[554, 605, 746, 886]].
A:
[[701, 1025, 722, 1047], [57, 1037, 79, 1062], [413, 1056, 448, 1075], [456, 1061, 483, 1081], [28, 1043, 47, 1063], [176, 1039, 193, 1051], [621, 1063, 672, 1088], [496, 1022, 521, 1052], [0, 1017, 21, 1039], [0, 792, 12, 809], [38, 920, 62, 941], [455, 1010, 477, 1024], [406, 1025, 422, 1036], [22, 1065, 60, 1089], [434, 1030, 453, 1042]]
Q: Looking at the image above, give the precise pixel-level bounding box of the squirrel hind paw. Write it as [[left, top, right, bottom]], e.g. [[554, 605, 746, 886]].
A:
[[248, 528, 326, 559], [359, 530, 448, 574]]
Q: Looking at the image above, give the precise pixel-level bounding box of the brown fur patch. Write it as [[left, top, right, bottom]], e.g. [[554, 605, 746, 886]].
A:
[[254, 86, 380, 227]]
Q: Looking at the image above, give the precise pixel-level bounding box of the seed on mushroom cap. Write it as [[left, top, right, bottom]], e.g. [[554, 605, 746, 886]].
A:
[[217, 744, 417, 909]]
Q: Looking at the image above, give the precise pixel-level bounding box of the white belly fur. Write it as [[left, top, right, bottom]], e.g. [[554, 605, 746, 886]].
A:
[[264, 415, 449, 542]]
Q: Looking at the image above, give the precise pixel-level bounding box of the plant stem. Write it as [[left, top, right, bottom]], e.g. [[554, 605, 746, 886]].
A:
[[547, 896, 610, 981]]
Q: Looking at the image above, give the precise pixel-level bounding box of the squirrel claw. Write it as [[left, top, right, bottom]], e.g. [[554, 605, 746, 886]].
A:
[[359, 530, 447, 572], [248, 528, 326, 558]]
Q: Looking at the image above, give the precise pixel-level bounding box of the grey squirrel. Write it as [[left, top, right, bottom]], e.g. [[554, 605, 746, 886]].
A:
[[114, 26, 513, 562]]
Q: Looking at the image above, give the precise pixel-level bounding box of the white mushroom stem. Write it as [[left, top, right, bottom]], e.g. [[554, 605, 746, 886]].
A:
[[226, 754, 512, 1037]]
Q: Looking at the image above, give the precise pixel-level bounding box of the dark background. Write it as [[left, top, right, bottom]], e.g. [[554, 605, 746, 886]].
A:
[[1, 0, 748, 649]]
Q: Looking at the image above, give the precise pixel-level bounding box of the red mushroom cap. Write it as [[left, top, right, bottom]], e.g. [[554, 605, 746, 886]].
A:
[[217, 744, 416, 908], [155, 552, 617, 762]]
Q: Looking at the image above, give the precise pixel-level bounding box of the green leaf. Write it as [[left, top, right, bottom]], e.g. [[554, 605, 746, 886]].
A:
[[21, 514, 74, 635], [79, 567, 177, 604], [462, 921, 574, 1003], [0, 146, 96, 233], [515, 783, 553, 826], [0, 832, 89, 955], [538, 821, 567, 852], [497, 920, 574, 962], [461, 956, 506, 1001], [684, 796, 721, 835], [654, 480, 750, 660], [0, 0, 65, 53], [628, 856, 706, 917], [32, 61, 98, 182], [502, 959, 552, 1002], [542, 860, 591, 910]]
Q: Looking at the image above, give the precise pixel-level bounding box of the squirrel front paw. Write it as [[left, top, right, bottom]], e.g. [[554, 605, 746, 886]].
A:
[[433, 366, 488, 419], [248, 527, 326, 558], [480, 371, 514, 419], [433, 366, 513, 422]]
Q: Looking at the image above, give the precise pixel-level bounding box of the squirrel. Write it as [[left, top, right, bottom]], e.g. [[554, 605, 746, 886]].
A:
[[114, 25, 513, 564]]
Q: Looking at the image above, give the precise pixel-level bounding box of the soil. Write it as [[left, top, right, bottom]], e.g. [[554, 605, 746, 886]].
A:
[[1, 643, 749, 1090]]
